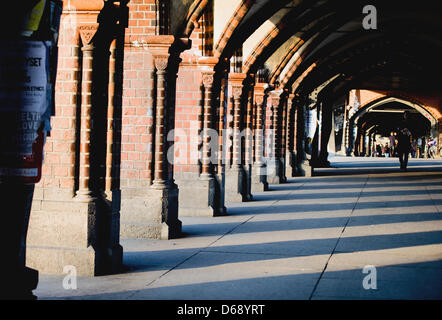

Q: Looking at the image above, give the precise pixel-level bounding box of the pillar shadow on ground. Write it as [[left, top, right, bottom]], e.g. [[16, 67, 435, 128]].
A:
[[250, 188, 442, 202], [40, 260, 442, 300], [121, 230, 442, 273], [314, 158, 442, 176], [179, 212, 442, 238], [271, 181, 442, 192], [225, 198, 442, 216]]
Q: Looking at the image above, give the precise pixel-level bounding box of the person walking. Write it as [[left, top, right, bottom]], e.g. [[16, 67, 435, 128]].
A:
[[411, 139, 417, 158], [396, 111, 412, 171], [385, 142, 390, 157], [428, 137, 437, 158], [417, 137, 422, 158], [376, 144, 382, 157], [389, 132, 396, 157]]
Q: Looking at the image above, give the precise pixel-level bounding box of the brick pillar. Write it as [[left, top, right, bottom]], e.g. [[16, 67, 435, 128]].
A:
[[225, 73, 248, 202], [216, 72, 228, 214], [292, 95, 298, 167], [28, 14, 124, 276], [103, 29, 125, 273], [176, 57, 225, 217], [105, 42, 116, 197], [280, 91, 288, 183], [296, 96, 313, 176], [349, 118, 357, 156], [308, 100, 320, 170], [120, 35, 182, 239], [218, 76, 227, 170], [347, 118, 355, 156], [152, 55, 168, 188], [266, 90, 283, 184], [201, 70, 214, 178], [251, 82, 268, 192], [147, 35, 182, 239], [232, 87, 242, 167], [319, 99, 333, 166], [117, 23, 158, 238], [76, 42, 94, 199], [340, 105, 348, 155], [285, 93, 296, 178], [225, 80, 234, 168], [243, 80, 254, 200]]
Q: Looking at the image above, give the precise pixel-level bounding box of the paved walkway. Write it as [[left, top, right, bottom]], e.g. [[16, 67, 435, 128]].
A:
[[35, 157, 442, 299]]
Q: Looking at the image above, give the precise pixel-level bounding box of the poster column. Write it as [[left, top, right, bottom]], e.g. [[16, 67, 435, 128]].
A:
[[0, 0, 62, 299]]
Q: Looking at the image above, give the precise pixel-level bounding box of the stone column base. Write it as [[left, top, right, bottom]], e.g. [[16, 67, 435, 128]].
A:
[[28, 195, 123, 276], [243, 164, 253, 201], [285, 151, 296, 178], [176, 174, 224, 217], [279, 157, 287, 183], [214, 172, 227, 215], [27, 243, 123, 277], [266, 158, 283, 184], [251, 163, 269, 192], [160, 219, 183, 240], [120, 186, 181, 239], [225, 166, 247, 202], [297, 159, 313, 177]]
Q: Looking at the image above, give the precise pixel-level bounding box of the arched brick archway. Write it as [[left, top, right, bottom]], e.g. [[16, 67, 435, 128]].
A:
[[355, 96, 438, 125], [351, 95, 439, 140], [213, 0, 255, 58], [183, 0, 211, 37]]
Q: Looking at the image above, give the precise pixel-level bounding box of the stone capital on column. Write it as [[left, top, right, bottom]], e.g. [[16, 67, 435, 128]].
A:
[[232, 86, 243, 99], [254, 82, 267, 104], [229, 73, 247, 98], [148, 37, 175, 190], [229, 72, 247, 83], [269, 89, 283, 107], [202, 71, 215, 88], [254, 94, 264, 105], [78, 23, 99, 46], [198, 57, 218, 89], [146, 36, 175, 71], [153, 54, 170, 71]]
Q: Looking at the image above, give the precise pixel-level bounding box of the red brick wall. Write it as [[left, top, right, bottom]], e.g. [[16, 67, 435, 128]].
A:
[[120, 47, 154, 188], [174, 62, 203, 175], [126, 0, 157, 43]]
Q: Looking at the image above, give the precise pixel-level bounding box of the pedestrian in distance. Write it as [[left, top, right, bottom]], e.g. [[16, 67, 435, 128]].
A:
[[396, 111, 412, 171]]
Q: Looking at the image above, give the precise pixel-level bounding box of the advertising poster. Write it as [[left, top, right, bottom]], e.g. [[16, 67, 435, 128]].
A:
[[0, 41, 49, 178]]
